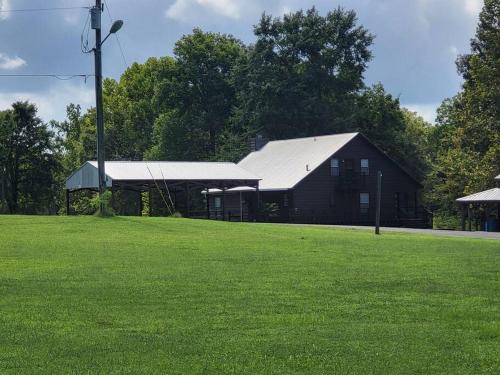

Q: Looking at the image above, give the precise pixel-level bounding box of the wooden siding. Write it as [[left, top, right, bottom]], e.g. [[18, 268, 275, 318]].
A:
[[208, 134, 427, 227], [292, 134, 422, 225]]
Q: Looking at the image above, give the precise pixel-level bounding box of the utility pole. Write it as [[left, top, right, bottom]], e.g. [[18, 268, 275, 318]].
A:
[[92, 0, 106, 211]]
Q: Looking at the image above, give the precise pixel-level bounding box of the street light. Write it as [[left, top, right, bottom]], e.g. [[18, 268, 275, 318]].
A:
[[91, 0, 123, 213], [101, 20, 124, 45]]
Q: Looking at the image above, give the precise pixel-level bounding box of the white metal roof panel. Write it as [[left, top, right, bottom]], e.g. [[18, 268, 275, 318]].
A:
[[88, 161, 259, 181], [66, 161, 259, 190], [237, 132, 358, 190], [495, 174, 500, 181], [456, 188, 500, 203]]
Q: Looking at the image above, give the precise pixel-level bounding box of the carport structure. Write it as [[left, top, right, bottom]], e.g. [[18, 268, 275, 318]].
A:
[[456, 174, 500, 231], [65, 161, 260, 219]]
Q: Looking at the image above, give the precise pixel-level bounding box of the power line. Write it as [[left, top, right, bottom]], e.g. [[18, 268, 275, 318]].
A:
[[104, 2, 128, 68], [0, 6, 90, 14], [0, 74, 94, 81]]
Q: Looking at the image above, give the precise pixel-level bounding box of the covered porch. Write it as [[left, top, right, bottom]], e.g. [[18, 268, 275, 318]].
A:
[[456, 188, 500, 232], [65, 161, 260, 219]]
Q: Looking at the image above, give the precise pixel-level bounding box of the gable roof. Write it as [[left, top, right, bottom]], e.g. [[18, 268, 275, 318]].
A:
[[456, 188, 500, 203], [237, 133, 358, 190]]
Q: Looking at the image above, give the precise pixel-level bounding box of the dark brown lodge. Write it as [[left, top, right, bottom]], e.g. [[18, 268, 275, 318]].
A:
[[207, 133, 430, 228], [65, 132, 430, 228]]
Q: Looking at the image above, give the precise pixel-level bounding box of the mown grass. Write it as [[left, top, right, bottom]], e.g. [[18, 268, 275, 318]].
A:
[[0, 215, 499, 374]]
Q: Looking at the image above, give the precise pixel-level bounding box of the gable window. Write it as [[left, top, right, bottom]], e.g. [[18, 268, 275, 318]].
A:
[[360, 159, 369, 176], [330, 158, 340, 176], [214, 197, 222, 209], [360, 193, 369, 214]]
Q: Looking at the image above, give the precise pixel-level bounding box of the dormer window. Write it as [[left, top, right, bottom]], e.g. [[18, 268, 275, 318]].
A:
[[361, 159, 369, 176], [330, 159, 340, 176]]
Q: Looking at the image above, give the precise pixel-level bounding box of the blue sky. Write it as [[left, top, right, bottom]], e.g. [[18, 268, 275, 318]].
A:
[[0, 0, 483, 123]]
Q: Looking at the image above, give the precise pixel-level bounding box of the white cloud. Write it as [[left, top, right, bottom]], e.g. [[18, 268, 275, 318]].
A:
[[0, 82, 94, 122], [0, 53, 26, 70], [448, 45, 459, 57], [464, 0, 482, 16], [402, 103, 438, 124], [165, 0, 291, 22], [0, 0, 10, 21], [198, 0, 241, 19], [166, 0, 242, 21]]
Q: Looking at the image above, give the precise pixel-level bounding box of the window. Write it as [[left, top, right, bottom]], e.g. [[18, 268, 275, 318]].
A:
[[360, 159, 369, 176], [360, 193, 369, 214], [283, 193, 288, 207], [330, 159, 340, 176], [214, 197, 222, 209]]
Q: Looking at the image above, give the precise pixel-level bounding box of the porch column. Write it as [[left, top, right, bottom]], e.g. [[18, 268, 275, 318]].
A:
[[138, 191, 143, 216], [66, 189, 70, 216], [467, 205, 472, 231], [185, 183, 190, 218], [148, 188, 153, 216], [206, 187, 210, 219], [222, 187, 226, 221], [255, 183, 260, 222], [460, 204, 466, 231], [239, 191, 243, 222]]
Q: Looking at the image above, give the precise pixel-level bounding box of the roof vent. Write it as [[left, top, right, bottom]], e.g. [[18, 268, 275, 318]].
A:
[[306, 164, 310, 171]]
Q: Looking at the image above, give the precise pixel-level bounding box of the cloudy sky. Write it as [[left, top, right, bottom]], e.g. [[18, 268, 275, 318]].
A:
[[0, 0, 483, 123]]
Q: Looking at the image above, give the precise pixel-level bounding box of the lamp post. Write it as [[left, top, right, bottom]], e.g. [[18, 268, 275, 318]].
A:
[[91, 0, 123, 211]]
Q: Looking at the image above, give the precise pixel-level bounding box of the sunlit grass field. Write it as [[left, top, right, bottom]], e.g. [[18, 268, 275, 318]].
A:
[[0, 215, 498, 374]]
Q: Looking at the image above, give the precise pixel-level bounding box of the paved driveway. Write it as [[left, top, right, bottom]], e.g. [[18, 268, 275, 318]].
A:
[[329, 225, 500, 240], [278, 224, 500, 240]]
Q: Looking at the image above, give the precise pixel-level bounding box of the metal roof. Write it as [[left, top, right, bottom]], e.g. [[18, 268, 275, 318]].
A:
[[456, 188, 500, 203], [495, 174, 500, 181], [66, 161, 259, 190], [237, 132, 359, 190]]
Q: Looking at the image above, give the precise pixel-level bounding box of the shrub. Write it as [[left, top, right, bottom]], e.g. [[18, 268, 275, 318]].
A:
[[91, 190, 115, 217]]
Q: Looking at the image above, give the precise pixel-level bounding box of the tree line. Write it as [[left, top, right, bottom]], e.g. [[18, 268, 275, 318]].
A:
[[0, 3, 498, 227]]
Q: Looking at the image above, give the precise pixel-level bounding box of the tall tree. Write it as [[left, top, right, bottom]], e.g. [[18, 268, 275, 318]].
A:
[[149, 29, 246, 160], [353, 84, 432, 179], [427, 0, 500, 215], [233, 7, 373, 140], [0, 102, 59, 213]]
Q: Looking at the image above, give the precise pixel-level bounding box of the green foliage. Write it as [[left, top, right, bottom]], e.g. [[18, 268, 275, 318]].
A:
[[259, 202, 280, 220], [353, 84, 433, 179], [91, 190, 115, 217], [0, 102, 60, 214], [426, 0, 500, 215], [1, 216, 499, 373], [233, 7, 373, 140]]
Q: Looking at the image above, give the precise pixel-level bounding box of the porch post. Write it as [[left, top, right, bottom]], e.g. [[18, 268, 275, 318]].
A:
[[138, 191, 143, 216], [239, 191, 243, 222], [222, 187, 226, 221], [467, 205, 472, 231], [255, 182, 260, 222], [185, 182, 190, 218], [461, 204, 466, 231], [206, 187, 210, 219], [148, 188, 153, 216], [66, 189, 70, 216]]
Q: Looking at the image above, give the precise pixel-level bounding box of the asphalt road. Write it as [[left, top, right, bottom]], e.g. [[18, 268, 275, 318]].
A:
[[278, 223, 500, 240]]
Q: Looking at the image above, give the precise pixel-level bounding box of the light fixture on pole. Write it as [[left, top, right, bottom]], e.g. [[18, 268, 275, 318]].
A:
[[91, 0, 123, 212]]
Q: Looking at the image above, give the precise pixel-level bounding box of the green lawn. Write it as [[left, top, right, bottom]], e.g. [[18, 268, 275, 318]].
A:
[[0, 216, 499, 374]]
